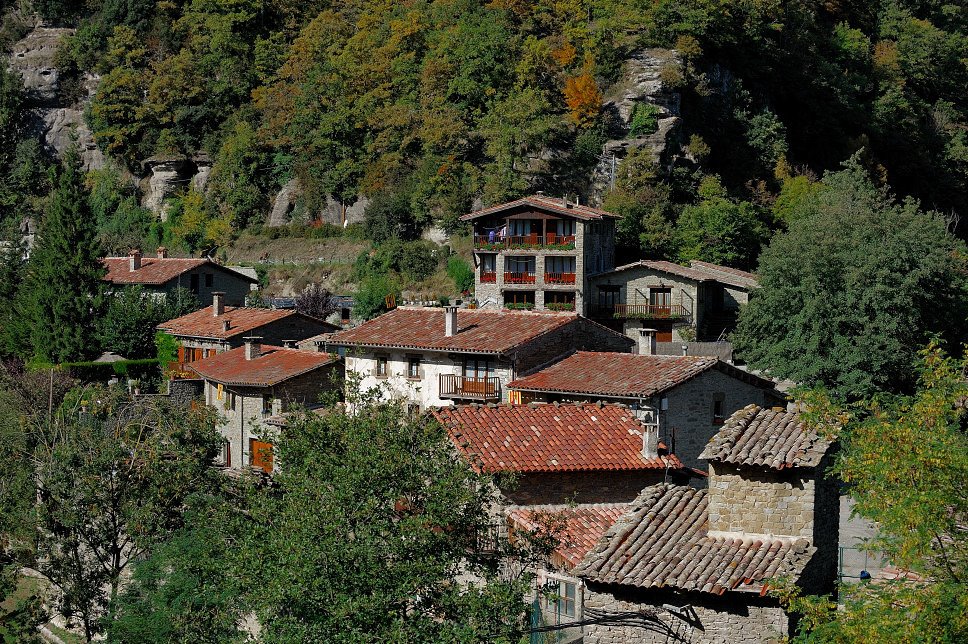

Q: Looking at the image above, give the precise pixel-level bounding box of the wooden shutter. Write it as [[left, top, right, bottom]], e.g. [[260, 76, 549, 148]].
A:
[[250, 439, 273, 473]]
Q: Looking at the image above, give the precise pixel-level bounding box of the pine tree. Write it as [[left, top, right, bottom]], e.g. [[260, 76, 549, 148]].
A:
[[18, 146, 105, 363]]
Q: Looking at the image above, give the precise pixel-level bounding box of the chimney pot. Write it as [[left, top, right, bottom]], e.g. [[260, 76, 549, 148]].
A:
[[244, 336, 262, 361], [681, 344, 688, 356], [444, 306, 458, 337], [128, 249, 142, 272], [156, 246, 168, 259], [221, 320, 230, 332], [212, 292, 225, 317], [637, 328, 657, 355]]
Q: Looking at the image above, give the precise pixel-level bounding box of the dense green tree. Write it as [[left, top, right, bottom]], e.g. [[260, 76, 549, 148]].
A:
[[99, 286, 199, 359], [734, 159, 968, 399], [774, 343, 968, 642], [16, 147, 105, 363], [674, 177, 767, 268]]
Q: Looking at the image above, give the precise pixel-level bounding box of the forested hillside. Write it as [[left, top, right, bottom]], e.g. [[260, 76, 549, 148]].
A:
[[0, 0, 965, 264]]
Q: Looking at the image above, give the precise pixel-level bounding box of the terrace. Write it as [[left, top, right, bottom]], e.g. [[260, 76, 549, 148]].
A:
[[439, 374, 501, 400], [594, 303, 691, 321]]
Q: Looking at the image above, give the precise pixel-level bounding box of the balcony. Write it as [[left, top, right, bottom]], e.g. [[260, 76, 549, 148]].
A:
[[596, 303, 690, 320], [544, 272, 576, 285], [166, 361, 199, 380], [474, 233, 576, 251], [439, 374, 500, 400], [504, 271, 536, 284], [480, 271, 497, 283]]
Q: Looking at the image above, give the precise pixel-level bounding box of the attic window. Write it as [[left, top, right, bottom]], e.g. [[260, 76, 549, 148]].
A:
[[713, 392, 725, 425]]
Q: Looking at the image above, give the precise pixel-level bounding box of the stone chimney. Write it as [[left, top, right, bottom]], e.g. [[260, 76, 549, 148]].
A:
[[156, 246, 168, 259], [244, 336, 262, 361], [212, 292, 225, 316], [637, 328, 657, 356], [444, 306, 458, 337], [681, 344, 689, 356], [128, 249, 142, 271], [641, 419, 659, 459], [221, 320, 230, 333]]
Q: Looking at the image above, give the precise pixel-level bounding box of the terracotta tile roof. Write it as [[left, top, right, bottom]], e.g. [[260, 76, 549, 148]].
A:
[[573, 485, 815, 594], [189, 345, 338, 386], [508, 504, 628, 569], [689, 260, 759, 289], [460, 195, 619, 221], [432, 402, 682, 473], [509, 351, 775, 399], [699, 405, 835, 470], [102, 257, 257, 286], [329, 307, 578, 355], [158, 305, 326, 340]]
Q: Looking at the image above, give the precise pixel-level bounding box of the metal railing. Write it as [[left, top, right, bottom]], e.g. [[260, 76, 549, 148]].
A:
[[504, 271, 536, 284], [595, 303, 690, 320], [474, 234, 576, 250], [480, 271, 497, 283], [439, 374, 500, 400], [544, 272, 576, 284]]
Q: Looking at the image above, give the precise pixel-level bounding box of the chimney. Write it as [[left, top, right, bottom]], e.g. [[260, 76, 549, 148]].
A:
[[156, 246, 168, 259], [212, 292, 225, 316], [637, 328, 657, 356], [681, 344, 688, 356], [128, 249, 142, 271], [561, 195, 568, 208], [641, 421, 659, 459], [444, 306, 458, 337], [244, 336, 262, 360], [221, 320, 230, 333]]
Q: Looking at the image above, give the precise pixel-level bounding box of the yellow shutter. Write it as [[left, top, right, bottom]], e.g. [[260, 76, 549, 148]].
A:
[[217, 383, 223, 400]]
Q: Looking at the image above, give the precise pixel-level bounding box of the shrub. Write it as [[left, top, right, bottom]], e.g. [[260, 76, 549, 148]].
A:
[[628, 103, 662, 138], [59, 359, 161, 383], [446, 256, 474, 293], [399, 241, 439, 281]]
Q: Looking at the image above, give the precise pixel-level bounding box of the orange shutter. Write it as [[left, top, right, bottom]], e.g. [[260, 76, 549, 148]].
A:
[[177, 346, 185, 363], [251, 440, 273, 474]]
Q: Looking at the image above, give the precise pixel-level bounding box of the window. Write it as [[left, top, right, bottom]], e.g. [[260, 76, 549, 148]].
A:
[[503, 291, 534, 309], [552, 219, 576, 237], [545, 256, 576, 274], [597, 285, 620, 311], [375, 356, 388, 377], [545, 291, 575, 310], [463, 358, 493, 380], [505, 256, 536, 283], [713, 392, 725, 424], [221, 440, 231, 467], [262, 394, 273, 416], [650, 287, 672, 308], [204, 273, 213, 288], [508, 219, 533, 236], [480, 254, 497, 282], [250, 439, 273, 473], [544, 578, 577, 618], [224, 391, 235, 412], [407, 357, 421, 379], [190, 274, 199, 294]]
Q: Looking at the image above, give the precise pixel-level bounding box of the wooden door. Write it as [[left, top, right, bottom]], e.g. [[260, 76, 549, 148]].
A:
[[655, 321, 673, 342], [250, 439, 273, 473]]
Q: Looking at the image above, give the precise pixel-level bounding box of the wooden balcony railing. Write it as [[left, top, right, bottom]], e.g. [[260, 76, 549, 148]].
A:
[[610, 303, 690, 319], [474, 234, 576, 250], [544, 272, 576, 284], [439, 374, 500, 400], [166, 361, 199, 380], [504, 271, 536, 284], [480, 271, 497, 283]]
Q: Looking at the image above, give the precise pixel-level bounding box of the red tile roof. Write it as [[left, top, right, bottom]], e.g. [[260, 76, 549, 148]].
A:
[[508, 504, 628, 569], [509, 351, 774, 399], [699, 405, 835, 470], [158, 305, 319, 340], [573, 484, 816, 595], [102, 257, 256, 286], [189, 345, 338, 386], [689, 260, 759, 289], [329, 307, 578, 355], [460, 195, 619, 221], [599, 260, 715, 282], [432, 402, 681, 473]]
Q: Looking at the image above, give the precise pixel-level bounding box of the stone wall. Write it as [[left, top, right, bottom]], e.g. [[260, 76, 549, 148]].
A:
[[150, 265, 253, 307], [582, 584, 791, 644], [511, 317, 632, 376], [706, 463, 816, 538], [504, 470, 668, 505], [661, 369, 777, 472]]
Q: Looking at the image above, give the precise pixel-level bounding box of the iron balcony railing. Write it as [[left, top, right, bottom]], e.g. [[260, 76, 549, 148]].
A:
[[474, 234, 576, 250], [480, 271, 497, 283], [544, 272, 576, 284], [595, 303, 691, 320], [504, 271, 536, 284], [439, 374, 500, 400]]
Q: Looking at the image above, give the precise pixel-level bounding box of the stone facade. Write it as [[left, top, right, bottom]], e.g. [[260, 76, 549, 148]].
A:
[[205, 363, 343, 470], [582, 585, 791, 644], [176, 314, 335, 358], [145, 265, 253, 308]]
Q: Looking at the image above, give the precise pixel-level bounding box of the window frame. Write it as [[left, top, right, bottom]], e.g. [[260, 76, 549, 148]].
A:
[[407, 356, 421, 380], [712, 392, 726, 425], [375, 356, 389, 378]]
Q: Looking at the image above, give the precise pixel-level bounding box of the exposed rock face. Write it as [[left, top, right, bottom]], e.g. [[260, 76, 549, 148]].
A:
[[143, 158, 193, 221], [266, 178, 370, 227], [589, 49, 683, 205], [8, 26, 105, 171], [321, 194, 368, 226], [192, 155, 212, 192], [267, 177, 300, 227]]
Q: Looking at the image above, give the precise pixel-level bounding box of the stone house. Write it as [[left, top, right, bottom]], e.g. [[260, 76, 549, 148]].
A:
[[462, 195, 619, 315], [103, 248, 257, 307], [158, 292, 340, 366], [432, 402, 686, 506], [507, 331, 782, 471], [588, 259, 758, 342], [328, 306, 632, 411], [570, 404, 839, 644], [190, 337, 343, 473]]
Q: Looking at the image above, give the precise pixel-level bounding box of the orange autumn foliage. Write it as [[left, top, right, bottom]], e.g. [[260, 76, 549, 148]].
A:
[[563, 73, 601, 128]]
